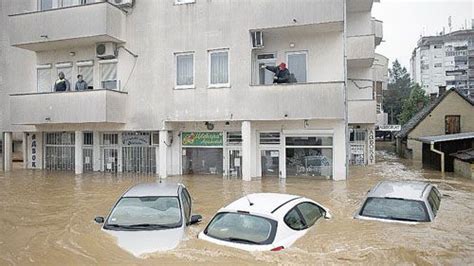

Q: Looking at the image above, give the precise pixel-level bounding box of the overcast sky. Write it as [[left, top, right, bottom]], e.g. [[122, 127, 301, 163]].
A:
[[373, 0, 473, 71]]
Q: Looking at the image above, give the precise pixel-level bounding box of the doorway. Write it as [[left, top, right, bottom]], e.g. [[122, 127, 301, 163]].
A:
[[261, 150, 279, 177], [228, 149, 242, 178]]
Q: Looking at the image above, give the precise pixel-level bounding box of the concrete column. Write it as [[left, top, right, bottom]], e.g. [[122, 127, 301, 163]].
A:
[[74, 131, 83, 174], [92, 132, 101, 171], [333, 122, 347, 181], [242, 121, 257, 181], [117, 133, 123, 173], [159, 130, 169, 178], [4, 132, 12, 172], [22, 133, 28, 169]]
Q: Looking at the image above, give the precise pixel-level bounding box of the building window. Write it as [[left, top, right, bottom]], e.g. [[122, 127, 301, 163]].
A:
[[287, 51, 308, 83], [434, 63, 442, 68], [56, 62, 73, 85], [39, 0, 53, 10], [37, 64, 52, 92], [77, 60, 94, 90], [100, 61, 118, 90], [209, 49, 229, 87], [226, 132, 242, 145], [285, 136, 333, 178], [176, 52, 194, 88], [445, 115, 461, 134], [175, 0, 195, 4], [83, 132, 93, 145]]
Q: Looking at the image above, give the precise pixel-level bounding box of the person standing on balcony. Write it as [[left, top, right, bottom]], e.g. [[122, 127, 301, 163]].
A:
[[75, 74, 88, 91], [54, 72, 71, 92], [261, 62, 292, 84]]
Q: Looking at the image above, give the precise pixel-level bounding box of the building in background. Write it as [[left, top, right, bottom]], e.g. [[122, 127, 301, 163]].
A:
[[373, 53, 389, 127], [410, 29, 474, 98], [1, 0, 382, 180]]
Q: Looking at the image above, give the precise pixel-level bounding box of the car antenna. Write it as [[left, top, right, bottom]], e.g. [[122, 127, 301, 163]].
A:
[[246, 194, 254, 206]]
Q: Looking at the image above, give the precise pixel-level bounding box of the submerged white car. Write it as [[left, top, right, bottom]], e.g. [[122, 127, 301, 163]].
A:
[[354, 181, 441, 224], [198, 193, 331, 252], [94, 183, 202, 257]]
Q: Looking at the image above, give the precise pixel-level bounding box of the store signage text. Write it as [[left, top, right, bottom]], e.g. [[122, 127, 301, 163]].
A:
[[182, 132, 223, 146], [31, 134, 37, 168], [378, 125, 401, 131]]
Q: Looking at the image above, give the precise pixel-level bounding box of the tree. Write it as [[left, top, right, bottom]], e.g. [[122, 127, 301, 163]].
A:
[[383, 59, 413, 124], [397, 83, 429, 125]]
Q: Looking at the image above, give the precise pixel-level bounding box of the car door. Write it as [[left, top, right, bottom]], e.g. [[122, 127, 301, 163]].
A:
[[180, 187, 192, 225]]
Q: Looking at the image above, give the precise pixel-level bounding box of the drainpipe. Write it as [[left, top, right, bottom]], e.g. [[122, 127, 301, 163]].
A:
[[430, 142, 444, 173]]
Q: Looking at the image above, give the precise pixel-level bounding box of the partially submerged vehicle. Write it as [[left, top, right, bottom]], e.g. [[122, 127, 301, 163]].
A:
[[94, 183, 202, 257], [198, 193, 331, 252], [354, 181, 441, 224]]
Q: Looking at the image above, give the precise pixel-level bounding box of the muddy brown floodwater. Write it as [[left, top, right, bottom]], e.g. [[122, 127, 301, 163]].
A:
[[1, 147, 474, 265]]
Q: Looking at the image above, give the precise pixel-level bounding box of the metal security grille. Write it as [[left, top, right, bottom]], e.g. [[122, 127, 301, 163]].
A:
[[122, 132, 157, 174], [44, 132, 75, 171], [101, 133, 119, 172], [259, 132, 280, 144], [83, 132, 93, 172], [226, 132, 242, 145], [350, 129, 367, 165]]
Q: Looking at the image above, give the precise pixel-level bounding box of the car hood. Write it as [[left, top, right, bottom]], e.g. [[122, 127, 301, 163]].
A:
[[104, 227, 185, 257]]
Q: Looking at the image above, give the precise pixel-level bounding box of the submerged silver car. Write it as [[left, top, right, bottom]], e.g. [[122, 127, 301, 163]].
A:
[[354, 181, 441, 224], [94, 183, 202, 257]]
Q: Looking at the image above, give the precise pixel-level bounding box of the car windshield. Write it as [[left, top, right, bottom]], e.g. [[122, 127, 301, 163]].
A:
[[360, 197, 430, 222], [105, 196, 182, 230], [205, 212, 277, 245]]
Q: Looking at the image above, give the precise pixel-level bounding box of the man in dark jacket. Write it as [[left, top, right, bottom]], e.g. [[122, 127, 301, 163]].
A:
[[262, 62, 291, 84], [54, 72, 71, 92]]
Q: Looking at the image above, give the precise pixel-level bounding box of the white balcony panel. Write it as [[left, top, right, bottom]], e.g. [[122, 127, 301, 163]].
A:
[[347, 35, 375, 68], [168, 82, 345, 122], [10, 90, 127, 125], [348, 100, 377, 124], [9, 2, 126, 51]]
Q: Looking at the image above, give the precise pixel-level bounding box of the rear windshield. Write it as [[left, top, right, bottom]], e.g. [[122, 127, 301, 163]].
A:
[[204, 212, 277, 245], [360, 197, 430, 222]]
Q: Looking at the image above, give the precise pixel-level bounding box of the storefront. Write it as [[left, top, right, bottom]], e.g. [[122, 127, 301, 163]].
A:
[[181, 132, 224, 175]]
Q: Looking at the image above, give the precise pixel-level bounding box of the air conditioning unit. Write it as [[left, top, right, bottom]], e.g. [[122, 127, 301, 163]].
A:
[[110, 0, 134, 8], [251, 31, 264, 49], [96, 42, 117, 59]]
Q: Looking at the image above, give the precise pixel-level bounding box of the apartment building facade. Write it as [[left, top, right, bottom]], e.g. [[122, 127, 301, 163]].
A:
[[0, 0, 382, 180], [410, 29, 474, 98]]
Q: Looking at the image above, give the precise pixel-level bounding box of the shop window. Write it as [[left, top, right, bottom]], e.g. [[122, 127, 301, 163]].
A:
[[286, 136, 333, 178], [182, 148, 223, 175], [122, 132, 151, 146], [102, 133, 118, 145], [152, 132, 160, 146], [350, 129, 366, 142], [83, 132, 93, 146], [260, 132, 280, 145], [226, 132, 242, 145]]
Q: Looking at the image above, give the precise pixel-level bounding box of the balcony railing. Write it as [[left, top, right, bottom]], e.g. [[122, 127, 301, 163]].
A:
[[372, 19, 383, 46], [9, 89, 127, 125], [9, 2, 126, 51]]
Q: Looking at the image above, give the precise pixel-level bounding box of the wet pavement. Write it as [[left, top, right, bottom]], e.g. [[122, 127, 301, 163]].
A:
[[1, 144, 474, 265]]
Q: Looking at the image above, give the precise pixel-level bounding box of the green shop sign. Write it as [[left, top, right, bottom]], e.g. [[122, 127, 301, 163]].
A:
[[181, 132, 223, 146]]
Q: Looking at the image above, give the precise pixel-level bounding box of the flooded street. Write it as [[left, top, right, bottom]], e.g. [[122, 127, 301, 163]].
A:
[[1, 146, 474, 265]]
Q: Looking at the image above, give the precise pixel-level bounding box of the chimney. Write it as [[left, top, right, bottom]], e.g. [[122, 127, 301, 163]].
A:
[[430, 93, 437, 102], [438, 86, 447, 96]]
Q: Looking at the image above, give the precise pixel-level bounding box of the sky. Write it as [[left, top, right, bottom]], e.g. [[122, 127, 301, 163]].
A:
[[373, 0, 473, 70]]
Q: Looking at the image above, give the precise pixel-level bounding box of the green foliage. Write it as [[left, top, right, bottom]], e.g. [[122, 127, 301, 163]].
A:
[[397, 84, 430, 125], [383, 59, 422, 125]]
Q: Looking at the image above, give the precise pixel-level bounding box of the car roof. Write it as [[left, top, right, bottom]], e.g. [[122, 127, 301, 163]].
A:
[[122, 182, 182, 197], [222, 193, 302, 216], [367, 181, 432, 201]]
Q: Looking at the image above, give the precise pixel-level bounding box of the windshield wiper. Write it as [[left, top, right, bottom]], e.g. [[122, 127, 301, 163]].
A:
[[127, 223, 176, 229], [385, 216, 421, 222], [226, 237, 260, 245]]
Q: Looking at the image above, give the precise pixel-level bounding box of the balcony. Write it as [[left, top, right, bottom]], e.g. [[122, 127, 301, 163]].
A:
[[168, 82, 346, 122], [9, 2, 126, 52], [348, 100, 377, 124], [9, 90, 127, 125], [347, 35, 375, 68], [372, 19, 383, 46]]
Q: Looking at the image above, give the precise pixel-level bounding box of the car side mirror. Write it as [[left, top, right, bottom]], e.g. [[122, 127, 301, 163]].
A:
[[324, 212, 332, 219], [94, 216, 105, 224], [190, 214, 202, 225]]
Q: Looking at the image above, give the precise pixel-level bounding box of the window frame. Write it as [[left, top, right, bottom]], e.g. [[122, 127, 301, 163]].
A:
[[284, 202, 324, 231], [175, 52, 195, 90], [99, 59, 119, 91], [77, 60, 94, 90], [37, 64, 52, 92], [445, 115, 461, 134], [286, 50, 308, 83], [208, 48, 230, 88]]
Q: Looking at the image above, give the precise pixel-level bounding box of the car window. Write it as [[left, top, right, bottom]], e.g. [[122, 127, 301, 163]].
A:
[[180, 189, 191, 223], [296, 202, 324, 227], [204, 212, 277, 245], [427, 188, 441, 217], [360, 197, 430, 222], [284, 208, 306, 230], [107, 197, 182, 227]]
